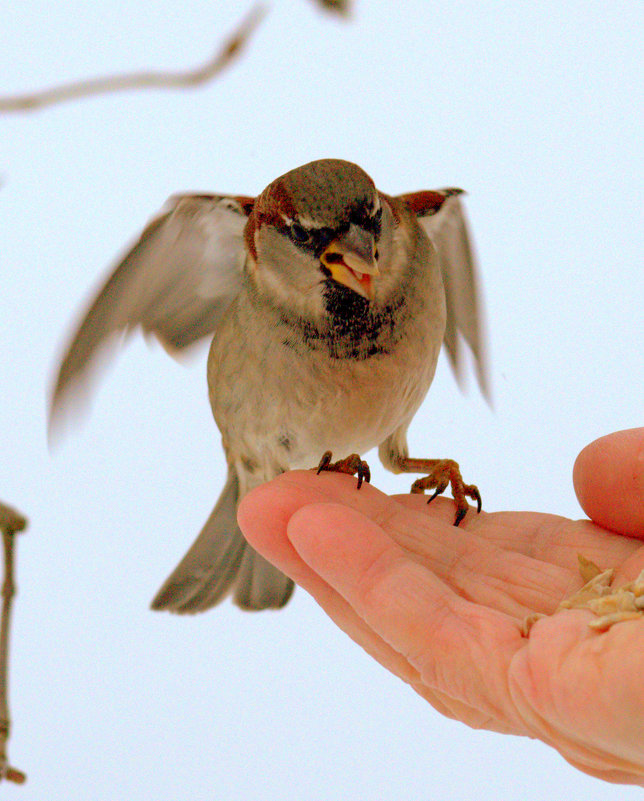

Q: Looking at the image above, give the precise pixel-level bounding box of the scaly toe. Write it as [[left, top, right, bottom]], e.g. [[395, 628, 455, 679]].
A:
[[314, 451, 371, 491]]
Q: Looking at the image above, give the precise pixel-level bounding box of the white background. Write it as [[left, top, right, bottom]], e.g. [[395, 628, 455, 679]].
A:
[[1, 1, 642, 798]]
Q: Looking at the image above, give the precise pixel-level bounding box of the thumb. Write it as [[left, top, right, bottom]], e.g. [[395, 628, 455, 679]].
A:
[[573, 428, 644, 538]]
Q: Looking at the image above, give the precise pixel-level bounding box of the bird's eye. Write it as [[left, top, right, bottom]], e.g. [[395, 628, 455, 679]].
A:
[[289, 222, 310, 244]]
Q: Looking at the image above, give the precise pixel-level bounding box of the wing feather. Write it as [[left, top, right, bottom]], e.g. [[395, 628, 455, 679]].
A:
[[401, 190, 490, 400], [50, 193, 251, 423]]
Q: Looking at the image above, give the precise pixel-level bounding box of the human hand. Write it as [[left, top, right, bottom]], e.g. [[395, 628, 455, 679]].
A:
[[238, 428, 644, 785]]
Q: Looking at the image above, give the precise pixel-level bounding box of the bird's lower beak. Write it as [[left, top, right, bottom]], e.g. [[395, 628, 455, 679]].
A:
[[320, 225, 380, 302]]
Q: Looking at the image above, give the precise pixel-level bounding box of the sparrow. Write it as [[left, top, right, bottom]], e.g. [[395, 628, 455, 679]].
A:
[[51, 158, 488, 612]]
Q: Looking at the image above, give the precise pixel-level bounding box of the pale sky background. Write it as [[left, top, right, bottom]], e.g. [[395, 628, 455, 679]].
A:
[[1, 1, 643, 799]]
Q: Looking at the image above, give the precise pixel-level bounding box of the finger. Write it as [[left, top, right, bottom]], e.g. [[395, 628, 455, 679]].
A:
[[371, 503, 573, 617], [243, 472, 629, 617], [573, 428, 644, 538], [391, 494, 640, 575], [239, 477, 524, 734], [238, 479, 424, 685], [284, 499, 528, 731], [272, 472, 638, 593]]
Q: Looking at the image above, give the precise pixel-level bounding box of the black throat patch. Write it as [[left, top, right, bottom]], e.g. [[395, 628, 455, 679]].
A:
[[280, 280, 407, 360]]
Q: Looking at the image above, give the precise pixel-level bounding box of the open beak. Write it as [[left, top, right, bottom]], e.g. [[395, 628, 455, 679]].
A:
[[320, 224, 380, 302]]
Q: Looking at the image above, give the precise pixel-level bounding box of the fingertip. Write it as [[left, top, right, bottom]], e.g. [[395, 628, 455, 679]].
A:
[[573, 428, 644, 538], [236, 479, 298, 554], [237, 470, 361, 553]]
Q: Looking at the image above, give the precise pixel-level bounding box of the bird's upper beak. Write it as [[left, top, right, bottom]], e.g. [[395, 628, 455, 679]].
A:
[[320, 224, 380, 302]]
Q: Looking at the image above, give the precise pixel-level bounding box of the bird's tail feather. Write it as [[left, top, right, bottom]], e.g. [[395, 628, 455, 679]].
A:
[[150, 469, 294, 613], [233, 547, 294, 610]]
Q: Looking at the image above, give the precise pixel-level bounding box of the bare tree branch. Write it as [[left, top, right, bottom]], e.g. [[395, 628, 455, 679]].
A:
[[314, 0, 352, 14], [0, 3, 267, 114], [0, 502, 27, 785], [0, 505, 26, 537]]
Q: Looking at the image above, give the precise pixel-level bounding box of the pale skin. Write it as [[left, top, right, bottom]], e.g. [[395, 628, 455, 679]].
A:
[[237, 427, 644, 786]]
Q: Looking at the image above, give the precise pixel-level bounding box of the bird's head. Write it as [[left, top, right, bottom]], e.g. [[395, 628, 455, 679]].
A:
[[245, 159, 397, 321]]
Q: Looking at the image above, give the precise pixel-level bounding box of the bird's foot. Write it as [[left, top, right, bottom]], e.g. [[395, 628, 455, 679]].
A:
[[396, 456, 481, 526], [314, 450, 371, 490]]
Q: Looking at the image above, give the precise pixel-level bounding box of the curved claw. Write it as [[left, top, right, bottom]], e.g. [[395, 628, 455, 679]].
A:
[[453, 504, 468, 527], [404, 458, 482, 527], [426, 478, 449, 505], [316, 450, 333, 475], [467, 485, 482, 514], [314, 451, 371, 491], [357, 460, 371, 489]]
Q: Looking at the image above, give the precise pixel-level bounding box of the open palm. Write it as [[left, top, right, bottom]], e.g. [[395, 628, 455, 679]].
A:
[[238, 428, 644, 785]]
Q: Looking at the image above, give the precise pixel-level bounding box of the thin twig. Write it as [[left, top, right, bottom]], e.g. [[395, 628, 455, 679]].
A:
[[0, 502, 27, 785], [0, 3, 267, 114], [314, 0, 352, 14]]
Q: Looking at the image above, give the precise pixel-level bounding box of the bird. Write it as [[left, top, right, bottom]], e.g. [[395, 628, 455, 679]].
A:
[[51, 158, 489, 613]]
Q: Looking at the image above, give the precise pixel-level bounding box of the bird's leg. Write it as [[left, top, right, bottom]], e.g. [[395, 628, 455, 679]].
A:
[[314, 451, 371, 490], [393, 456, 481, 526]]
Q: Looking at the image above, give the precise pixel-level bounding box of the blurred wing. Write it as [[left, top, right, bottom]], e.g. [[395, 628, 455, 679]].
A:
[[399, 189, 490, 400], [50, 193, 253, 423]]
